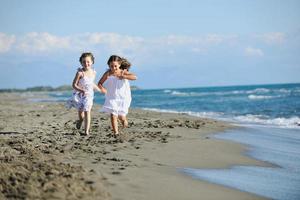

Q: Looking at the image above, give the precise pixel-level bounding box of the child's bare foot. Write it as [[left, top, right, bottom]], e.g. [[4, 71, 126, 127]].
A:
[[120, 119, 128, 128], [80, 132, 89, 136], [76, 120, 83, 129], [113, 132, 119, 138], [118, 116, 128, 129], [123, 119, 128, 128]]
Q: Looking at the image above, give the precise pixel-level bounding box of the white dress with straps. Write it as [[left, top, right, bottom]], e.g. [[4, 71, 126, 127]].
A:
[[66, 69, 96, 111], [101, 75, 131, 116]]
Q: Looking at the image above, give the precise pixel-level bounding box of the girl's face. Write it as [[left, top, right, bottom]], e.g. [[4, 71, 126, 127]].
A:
[[109, 61, 121, 72], [81, 56, 93, 69]]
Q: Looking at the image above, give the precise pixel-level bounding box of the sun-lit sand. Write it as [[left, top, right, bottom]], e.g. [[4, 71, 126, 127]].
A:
[[0, 93, 269, 200]]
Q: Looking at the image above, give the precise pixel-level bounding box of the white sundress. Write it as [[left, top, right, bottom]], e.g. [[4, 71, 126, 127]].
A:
[[66, 69, 96, 111], [101, 75, 131, 116]]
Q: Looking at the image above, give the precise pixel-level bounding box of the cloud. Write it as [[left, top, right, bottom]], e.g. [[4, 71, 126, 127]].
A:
[[86, 32, 145, 55], [0, 32, 242, 62], [16, 32, 71, 53], [205, 34, 227, 45], [156, 34, 238, 46], [255, 32, 285, 45], [9, 32, 145, 56], [244, 47, 264, 57], [0, 32, 239, 53], [0, 33, 16, 53], [0, 32, 276, 60]]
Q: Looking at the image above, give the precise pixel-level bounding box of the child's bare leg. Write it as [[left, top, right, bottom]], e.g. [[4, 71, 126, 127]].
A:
[[76, 111, 84, 129], [118, 115, 128, 128], [78, 111, 84, 121], [84, 110, 91, 135], [110, 114, 119, 135]]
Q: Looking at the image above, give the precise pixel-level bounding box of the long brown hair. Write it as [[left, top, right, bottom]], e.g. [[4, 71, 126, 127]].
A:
[[107, 55, 131, 71]]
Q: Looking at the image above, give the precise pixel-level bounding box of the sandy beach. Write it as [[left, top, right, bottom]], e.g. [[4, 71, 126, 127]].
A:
[[0, 93, 271, 200]]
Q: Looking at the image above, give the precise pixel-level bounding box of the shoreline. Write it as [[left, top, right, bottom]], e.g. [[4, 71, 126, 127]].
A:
[[197, 126, 300, 200], [0, 92, 270, 200]]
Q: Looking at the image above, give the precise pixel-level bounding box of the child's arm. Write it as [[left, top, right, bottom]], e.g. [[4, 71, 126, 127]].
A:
[[72, 71, 85, 93], [92, 70, 104, 93], [120, 70, 137, 80], [93, 83, 103, 93], [97, 71, 109, 94]]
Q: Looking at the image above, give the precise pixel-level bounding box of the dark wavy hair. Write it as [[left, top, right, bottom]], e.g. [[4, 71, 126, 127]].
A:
[[79, 52, 95, 64], [107, 55, 131, 71]]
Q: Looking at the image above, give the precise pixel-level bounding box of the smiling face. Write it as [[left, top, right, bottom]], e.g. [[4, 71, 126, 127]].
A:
[[109, 61, 121, 73], [81, 56, 93, 69]]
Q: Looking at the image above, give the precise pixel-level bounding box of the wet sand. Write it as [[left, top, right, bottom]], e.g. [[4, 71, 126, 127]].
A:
[[0, 93, 270, 200]]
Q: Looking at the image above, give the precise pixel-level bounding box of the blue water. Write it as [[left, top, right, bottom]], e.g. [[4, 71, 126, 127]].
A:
[[182, 127, 300, 200], [51, 83, 300, 128], [48, 83, 300, 199]]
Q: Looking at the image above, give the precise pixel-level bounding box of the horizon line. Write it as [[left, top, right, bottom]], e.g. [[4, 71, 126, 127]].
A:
[[1, 82, 299, 91]]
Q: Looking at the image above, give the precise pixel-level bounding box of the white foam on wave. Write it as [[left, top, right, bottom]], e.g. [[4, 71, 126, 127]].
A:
[[141, 108, 223, 119], [169, 92, 286, 100], [166, 87, 299, 98], [169, 90, 243, 97], [247, 88, 270, 94], [168, 90, 206, 97], [233, 115, 300, 129], [278, 89, 291, 94], [142, 108, 300, 129], [167, 88, 273, 97], [171, 91, 189, 96], [276, 87, 300, 94], [248, 94, 282, 100]]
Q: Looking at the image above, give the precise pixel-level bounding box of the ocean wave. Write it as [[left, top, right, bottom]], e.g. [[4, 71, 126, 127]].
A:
[[167, 88, 273, 97], [141, 108, 224, 118], [294, 88, 300, 92], [271, 87, 300, 94], [168, 90, 243, 97], [277, 89, 291, 93], [247, 88, 270, 94], [166, 87, 299, 98], [141, 107, 300, 129], [248, 95, 279, 100], [171, 91, 189, 96], [169, 91, 206, 97], [233, 115, 300, 129]]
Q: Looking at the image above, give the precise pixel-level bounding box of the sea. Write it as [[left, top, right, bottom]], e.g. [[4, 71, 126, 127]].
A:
[[48, 83, 300, 200]]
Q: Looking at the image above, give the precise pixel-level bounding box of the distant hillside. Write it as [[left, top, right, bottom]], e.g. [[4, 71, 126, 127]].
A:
[[0, 85, 73, 93], [130, 85, 140, 90]]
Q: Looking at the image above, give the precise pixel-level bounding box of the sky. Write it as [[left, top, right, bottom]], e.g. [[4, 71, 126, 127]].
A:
[[0, 0, 299, 89]]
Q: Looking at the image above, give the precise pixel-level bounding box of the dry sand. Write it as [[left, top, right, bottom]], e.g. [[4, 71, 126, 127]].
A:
[[0, 92, 270, 200]]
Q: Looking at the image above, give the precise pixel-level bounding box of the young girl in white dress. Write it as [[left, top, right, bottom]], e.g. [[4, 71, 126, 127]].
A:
[[66, 52, 103, 135], [98, 55, 137, 136]]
